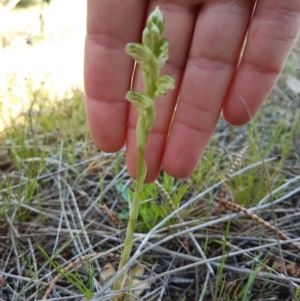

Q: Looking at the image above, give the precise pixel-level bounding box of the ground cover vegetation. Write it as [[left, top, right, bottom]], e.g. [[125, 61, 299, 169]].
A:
[[0, 3, 300, 301]]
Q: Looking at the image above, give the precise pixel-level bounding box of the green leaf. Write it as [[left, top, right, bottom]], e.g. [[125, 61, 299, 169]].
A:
[[115, 182, 132, 205]]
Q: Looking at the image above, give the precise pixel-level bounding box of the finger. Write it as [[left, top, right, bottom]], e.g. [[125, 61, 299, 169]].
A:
[[223, 0, 300, 125], [162, 0, 255, 178], [126, 2, 197, 182], [84, 0, 147, 152]]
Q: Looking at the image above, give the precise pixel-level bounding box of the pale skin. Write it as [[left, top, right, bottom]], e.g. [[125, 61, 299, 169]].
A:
[[84, 0, 300, 182]]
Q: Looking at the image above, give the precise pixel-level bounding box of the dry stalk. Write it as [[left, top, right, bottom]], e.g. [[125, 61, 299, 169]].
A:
[[102, 205, 122, 228], [218, 146, 300, 253], [219, 199, 300, 252], [154, 180, 181, 226], [218, 145, 249, 209], [155, 180, 191, 253]]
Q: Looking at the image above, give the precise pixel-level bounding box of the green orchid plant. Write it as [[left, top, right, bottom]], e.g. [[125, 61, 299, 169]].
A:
[[116, 6, 175, 289]]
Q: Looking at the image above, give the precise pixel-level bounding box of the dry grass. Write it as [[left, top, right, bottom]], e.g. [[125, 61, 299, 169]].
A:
[[0, 3, 300, 301]]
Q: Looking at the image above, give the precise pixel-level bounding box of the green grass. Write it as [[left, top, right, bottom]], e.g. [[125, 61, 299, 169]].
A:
[[39, 244, 95, 299], [1, 90, 91, 221]]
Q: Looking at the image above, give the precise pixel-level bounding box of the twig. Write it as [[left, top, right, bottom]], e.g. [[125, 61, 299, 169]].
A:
[[219, 199, 300, 253]]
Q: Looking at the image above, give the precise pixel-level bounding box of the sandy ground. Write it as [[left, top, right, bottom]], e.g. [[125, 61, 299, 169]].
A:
[[0, 0, 86, 131]]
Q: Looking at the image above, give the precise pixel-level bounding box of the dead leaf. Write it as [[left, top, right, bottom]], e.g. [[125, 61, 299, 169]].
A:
[[89, 159, 111, 173], [131, 278, 148, 298], [99, 262, 116, 282], [273, 261, 300, 277], [114, 264, 148, 300], [130, 265, 144, 277], [287, 263, 300, 277], [272, 261, 283, 272], [129, 265, 148, 298], [0, 277, 6, 287]]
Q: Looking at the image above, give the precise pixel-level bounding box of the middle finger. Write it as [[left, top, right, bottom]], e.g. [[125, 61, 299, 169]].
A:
[[126, 1, 198, 182]]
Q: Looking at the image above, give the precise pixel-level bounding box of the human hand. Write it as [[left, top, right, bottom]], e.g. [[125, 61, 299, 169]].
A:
[[84, 0, 300, 182]]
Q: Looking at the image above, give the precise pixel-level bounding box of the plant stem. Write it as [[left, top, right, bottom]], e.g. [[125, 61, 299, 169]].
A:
[[117, 145, 145, 283], [115, 7, 174, 294]]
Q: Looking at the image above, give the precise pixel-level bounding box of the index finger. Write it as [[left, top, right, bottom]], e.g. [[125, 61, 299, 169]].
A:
[[84, 0, 147, 152]]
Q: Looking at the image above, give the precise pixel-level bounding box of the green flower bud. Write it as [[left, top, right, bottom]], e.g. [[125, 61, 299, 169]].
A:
[[149, 23, 160, 53], [156, 75, 175, 91], [125, 91, 153, 111], [158, 38, 169, 54], [125, 43, 153, 65], [157, 51, 169, 68], [146, 6, 165, 35], [154, 75, 175, 98], [142, 27, 151, 48]]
